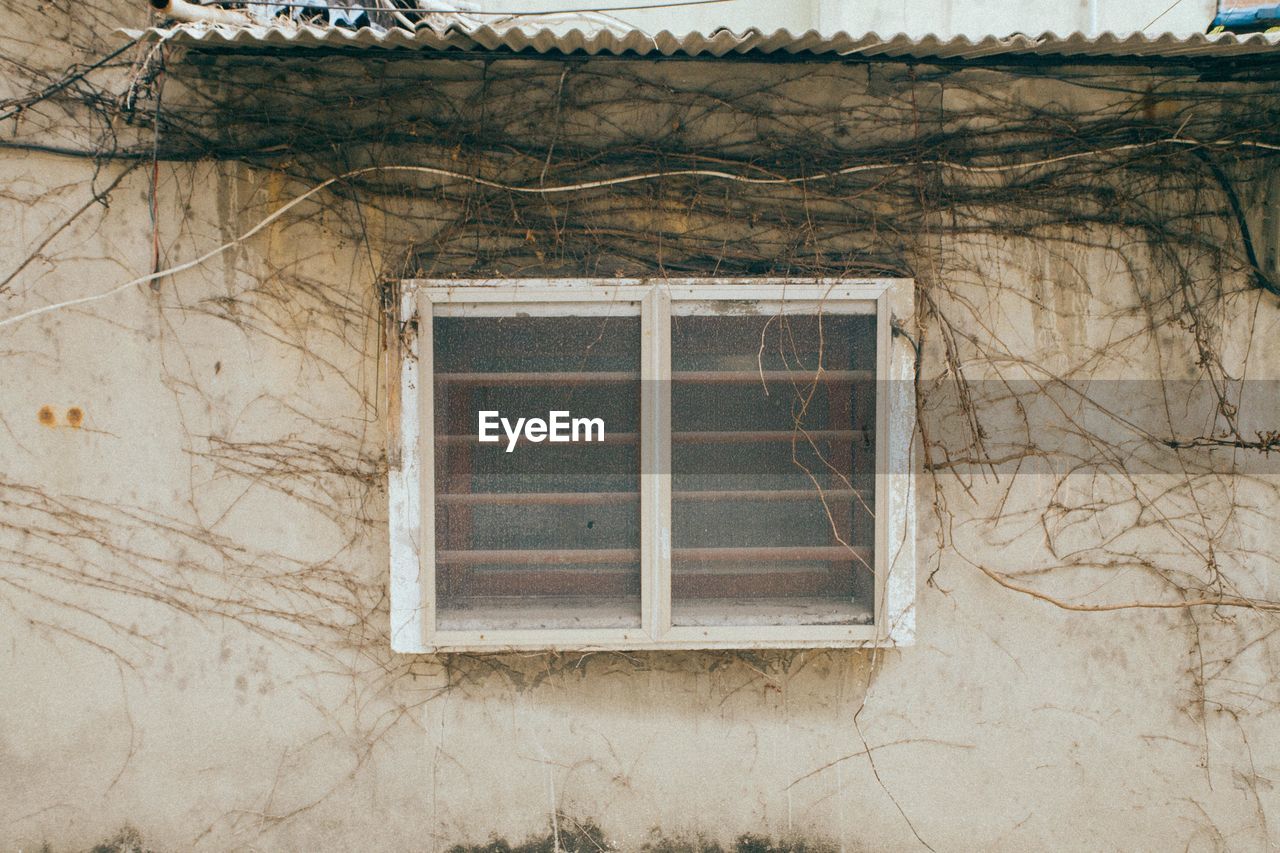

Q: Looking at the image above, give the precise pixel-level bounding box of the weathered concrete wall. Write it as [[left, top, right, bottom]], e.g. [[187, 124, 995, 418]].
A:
[[2, 13, 1280, 851]]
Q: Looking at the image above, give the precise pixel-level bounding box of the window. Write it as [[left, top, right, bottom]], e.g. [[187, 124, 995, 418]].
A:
[[389, 280, 916, 652]]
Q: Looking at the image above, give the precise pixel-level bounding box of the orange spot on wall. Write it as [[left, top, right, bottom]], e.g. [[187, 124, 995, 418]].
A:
[[37, 406, 55, 426], [66, 407, 84, 428]]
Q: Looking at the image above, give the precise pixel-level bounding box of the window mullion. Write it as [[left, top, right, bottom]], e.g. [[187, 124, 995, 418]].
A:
[[641, 286, 672, 639]]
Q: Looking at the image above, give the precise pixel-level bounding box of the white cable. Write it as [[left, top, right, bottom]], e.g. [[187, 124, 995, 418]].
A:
[[3, 135, 1274, 330]]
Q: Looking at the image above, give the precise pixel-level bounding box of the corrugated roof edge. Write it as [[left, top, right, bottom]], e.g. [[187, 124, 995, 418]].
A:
[[123, 23, 1280, 61]]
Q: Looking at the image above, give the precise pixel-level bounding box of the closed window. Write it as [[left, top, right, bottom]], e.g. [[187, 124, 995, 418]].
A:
[[389, 280, 916, 652]]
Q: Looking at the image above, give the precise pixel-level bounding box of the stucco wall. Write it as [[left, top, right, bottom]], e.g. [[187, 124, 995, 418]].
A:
[[2, 16, 1280, 852]]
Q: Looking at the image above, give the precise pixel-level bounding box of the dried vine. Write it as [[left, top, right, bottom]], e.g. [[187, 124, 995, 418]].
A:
[[3, 3, 1280, 848]]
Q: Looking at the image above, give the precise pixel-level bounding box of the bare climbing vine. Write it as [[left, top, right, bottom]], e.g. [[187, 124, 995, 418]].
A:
[[3, 1, 1280, 847]]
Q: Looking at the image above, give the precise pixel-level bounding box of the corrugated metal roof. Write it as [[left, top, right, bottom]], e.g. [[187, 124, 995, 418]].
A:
[[132, 21, 1280, 61]]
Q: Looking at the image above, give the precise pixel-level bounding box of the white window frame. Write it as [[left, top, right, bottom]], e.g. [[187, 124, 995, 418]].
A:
[[389, 278, 916, 653]]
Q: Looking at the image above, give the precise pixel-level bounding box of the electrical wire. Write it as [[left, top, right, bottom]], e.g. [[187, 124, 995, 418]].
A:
[[1142, 0, 1188, 32], [195, 0, 739, 15]]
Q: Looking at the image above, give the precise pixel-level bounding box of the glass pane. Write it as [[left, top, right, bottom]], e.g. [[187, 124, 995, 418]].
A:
[[670, 311, 876, 627], [434, 313, 641, 631]]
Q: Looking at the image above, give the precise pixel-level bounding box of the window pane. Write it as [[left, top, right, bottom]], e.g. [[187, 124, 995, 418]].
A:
[[433, 314, 641, 631], [670, 311, 876, 627]]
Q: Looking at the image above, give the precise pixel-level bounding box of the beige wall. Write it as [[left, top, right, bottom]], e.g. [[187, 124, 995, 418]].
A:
[[1, 22, 1279, 853]]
